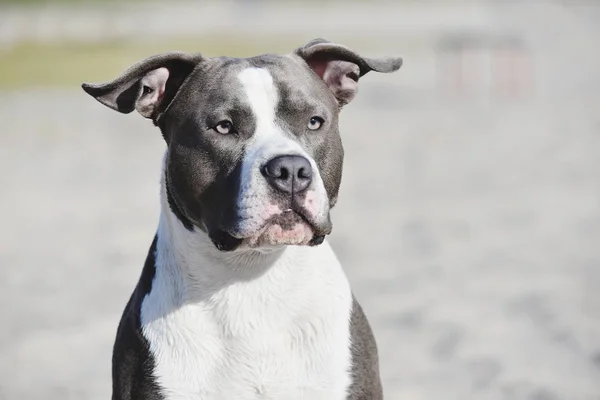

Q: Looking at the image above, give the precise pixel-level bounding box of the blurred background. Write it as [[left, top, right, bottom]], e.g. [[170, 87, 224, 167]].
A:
[[1, 0, 599, 399]]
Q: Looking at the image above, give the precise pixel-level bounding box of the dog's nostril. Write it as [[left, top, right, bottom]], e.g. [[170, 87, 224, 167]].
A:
[[279, 167, 289, 180], [263, 164, 287, 180], [298, 167, 308, 179]]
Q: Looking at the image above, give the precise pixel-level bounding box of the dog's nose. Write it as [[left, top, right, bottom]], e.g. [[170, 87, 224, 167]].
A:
[[262, 155, 313, 194]]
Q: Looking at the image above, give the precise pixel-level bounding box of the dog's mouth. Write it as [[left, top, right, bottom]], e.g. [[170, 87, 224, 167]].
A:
[[209, 209, 329, 252]]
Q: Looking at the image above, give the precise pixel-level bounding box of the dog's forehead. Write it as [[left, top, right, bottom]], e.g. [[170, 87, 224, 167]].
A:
[[190, 54, 328, 104]]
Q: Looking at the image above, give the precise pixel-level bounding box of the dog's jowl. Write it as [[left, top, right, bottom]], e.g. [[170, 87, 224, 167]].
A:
[[82, 39, 402, 400]]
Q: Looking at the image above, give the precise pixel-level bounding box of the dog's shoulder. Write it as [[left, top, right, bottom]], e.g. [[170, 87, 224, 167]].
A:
[[112, 236, 163, 400], [347, 295, 383, 400]]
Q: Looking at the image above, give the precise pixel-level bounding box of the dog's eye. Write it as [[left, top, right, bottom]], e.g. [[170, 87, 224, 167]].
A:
[[142, 85, 153, 95], [214, 120, 234, 135], [308, 116, 324, 131]]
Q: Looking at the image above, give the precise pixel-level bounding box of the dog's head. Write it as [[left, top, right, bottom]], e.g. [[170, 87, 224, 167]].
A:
[[82, 39, 402, 252]]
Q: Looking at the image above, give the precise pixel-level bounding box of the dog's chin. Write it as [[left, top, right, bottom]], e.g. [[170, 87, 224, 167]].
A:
[[245, 220, 315, 249], [210, 212, 327, 252]]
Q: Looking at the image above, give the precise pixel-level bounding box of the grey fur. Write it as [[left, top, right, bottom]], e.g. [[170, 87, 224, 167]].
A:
[[294, 38, 403, 77], [348, 296, 384, 399], [82, 52, 204, 116]]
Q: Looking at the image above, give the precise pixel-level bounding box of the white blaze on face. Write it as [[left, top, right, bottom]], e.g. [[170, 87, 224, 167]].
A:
[[235, 67, 330, 241], [237, 68, 279, 136]]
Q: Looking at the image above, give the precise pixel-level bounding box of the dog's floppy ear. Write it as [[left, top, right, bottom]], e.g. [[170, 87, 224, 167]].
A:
[[81, 52, 204, 119], [295, 38, 402, 107]]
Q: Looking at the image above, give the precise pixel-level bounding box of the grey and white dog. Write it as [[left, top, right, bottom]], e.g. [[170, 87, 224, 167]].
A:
[[82, 38, 402, 400]]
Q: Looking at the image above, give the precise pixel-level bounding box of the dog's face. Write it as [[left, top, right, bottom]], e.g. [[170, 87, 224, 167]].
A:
[[82, 39, 402, 251], [163, 55, 345, 251]]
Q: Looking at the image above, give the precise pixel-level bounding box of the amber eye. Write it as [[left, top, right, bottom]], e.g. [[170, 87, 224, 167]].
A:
[[215, 120, 233, 135], [142, 85, 153, 95], [308, 116, 324, 131]]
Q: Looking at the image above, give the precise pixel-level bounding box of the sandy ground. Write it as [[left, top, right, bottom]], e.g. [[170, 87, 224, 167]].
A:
[[1, 1, 600, 399]]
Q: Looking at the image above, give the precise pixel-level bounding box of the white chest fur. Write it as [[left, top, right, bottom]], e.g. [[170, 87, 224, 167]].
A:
[[140, 215, 353, 400]]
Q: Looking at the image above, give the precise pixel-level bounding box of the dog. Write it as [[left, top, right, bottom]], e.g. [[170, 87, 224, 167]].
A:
[[82, 38, 402, 400]]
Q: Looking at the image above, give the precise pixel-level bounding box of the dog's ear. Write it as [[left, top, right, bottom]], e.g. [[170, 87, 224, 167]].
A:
[[81, 52, 204, 119], [295, 38, 402, 107]]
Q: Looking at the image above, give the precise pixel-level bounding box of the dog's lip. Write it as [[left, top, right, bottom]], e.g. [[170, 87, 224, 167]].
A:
[[225, 211, 305, 240], [292, 208, 330, 235], [208, 230, 243, 252], [226, 207, 330, 240]]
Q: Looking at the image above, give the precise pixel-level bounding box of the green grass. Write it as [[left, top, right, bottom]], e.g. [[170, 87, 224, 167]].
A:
[[1, 0, 374, 4], [1, 0, 150, 4], [0, 36, 305, 90], [0, 33, 419, 90]]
